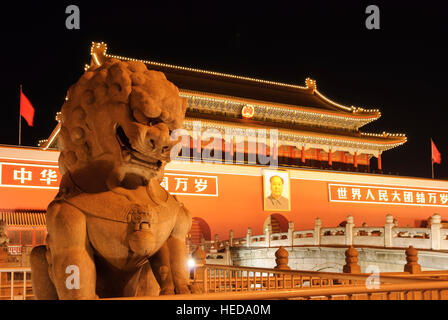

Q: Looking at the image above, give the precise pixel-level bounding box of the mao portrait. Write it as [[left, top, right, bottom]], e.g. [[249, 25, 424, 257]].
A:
[[263, 170, 291, 212]]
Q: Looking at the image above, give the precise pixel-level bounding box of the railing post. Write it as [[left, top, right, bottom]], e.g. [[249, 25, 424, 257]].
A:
[[265, 224, 272, 248], [214, 234, 220, 250], [274, 246, 291, 270], [343, 246, 361, 274], [229, 229, 234, 247], [404, 245, 421, 274], [288, 221, 295, 247], [314, 217, 322, 245], [200, 235, 205, 251], [345, 215, 354, 246], [431, 214, 442, 250], [192, 246, 207, 292], [384, 214, 394, 248], [246, 227, 252, 248], [225, 243, 232, 265]]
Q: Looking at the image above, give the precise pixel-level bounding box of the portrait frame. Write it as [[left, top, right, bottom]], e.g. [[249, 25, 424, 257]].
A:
[[262, 169, 291, 212]]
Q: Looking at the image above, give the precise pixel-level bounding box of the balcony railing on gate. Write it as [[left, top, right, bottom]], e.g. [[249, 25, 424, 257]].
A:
[[0, 268, 33, 300]]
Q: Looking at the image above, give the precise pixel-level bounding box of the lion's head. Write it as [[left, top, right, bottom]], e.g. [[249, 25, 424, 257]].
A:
[[58, 58, 186, 190]]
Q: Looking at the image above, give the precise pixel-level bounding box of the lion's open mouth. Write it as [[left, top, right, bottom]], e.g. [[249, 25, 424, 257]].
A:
[[116, 125, 163, 170]]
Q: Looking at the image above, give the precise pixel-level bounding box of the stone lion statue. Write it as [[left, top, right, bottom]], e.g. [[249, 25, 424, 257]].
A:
[[30, 58, 195, 299]]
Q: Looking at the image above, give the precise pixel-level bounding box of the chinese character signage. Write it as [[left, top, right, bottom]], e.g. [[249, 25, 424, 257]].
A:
[[329, 183, 448, 207], [1, 162, 218, 196], [0, 163, 61, 189], [160, 173, 218, 196]]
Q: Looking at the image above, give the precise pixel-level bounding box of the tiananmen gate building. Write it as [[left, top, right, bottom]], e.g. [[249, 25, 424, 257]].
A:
[[1, 42, 447, 249]]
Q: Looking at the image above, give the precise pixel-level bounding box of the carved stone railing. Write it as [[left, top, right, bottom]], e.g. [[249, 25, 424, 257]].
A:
[[189, 214, 448, 269], [354, 227, 384, 237], [321, 227, 346, 244], [250, 235, 267, 246], [292, 230, 315, 246], [225, 213, 448, 252], [353, 227, 385, 247]]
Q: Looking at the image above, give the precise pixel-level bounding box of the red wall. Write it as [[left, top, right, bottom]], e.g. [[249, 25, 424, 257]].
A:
[[174, 169, 448, 239], [1, 146, 447, 241]]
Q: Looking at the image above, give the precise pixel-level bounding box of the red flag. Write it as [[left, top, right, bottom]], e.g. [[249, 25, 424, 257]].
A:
[[20, 89, 35, 127], [432, 139, 441, 164]]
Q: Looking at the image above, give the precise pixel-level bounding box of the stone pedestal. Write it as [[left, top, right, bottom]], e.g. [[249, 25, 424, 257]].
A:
[[343, 246, 361, 274], [404, 246, 421, 274], [274, 246, 290, 270]]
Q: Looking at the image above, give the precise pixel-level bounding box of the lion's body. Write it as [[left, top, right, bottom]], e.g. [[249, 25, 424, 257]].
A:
[[35, 181, 191, 298], [54, 187, 186, 271], [30, 58, 195, 299]]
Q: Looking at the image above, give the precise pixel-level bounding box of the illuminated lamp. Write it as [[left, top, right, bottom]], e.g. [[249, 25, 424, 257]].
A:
[[241, 105, 255, 119], [187, 258, 196, 269]]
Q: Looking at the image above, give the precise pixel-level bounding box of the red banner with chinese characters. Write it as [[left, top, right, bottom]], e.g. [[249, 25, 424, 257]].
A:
[[329, 183, 448, 207], [0, 163, 61, 189], [0, 163, 219, 197], [161, 173, 218, 196]]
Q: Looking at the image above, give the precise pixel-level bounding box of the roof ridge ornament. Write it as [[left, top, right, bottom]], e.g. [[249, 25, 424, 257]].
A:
[[305, 78, 317, 93], [89, 41, 108, 67]]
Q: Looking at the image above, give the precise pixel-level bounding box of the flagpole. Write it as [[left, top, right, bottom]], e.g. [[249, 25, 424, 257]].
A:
[[432, 160, 434, 179], [19, 84, 22, 146], [431, 138, 434, 179]]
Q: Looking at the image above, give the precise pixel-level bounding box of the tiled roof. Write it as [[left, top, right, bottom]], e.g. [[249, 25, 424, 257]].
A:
[[0, 210, 46, 227], [92, 42, 380, 115]]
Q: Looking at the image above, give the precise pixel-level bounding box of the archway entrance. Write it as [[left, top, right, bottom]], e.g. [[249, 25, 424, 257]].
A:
[[189, 217, 211, 245], [263, 214, 289, 233]]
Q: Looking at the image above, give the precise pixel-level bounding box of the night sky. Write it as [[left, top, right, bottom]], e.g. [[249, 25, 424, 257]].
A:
[[0, 1, 447, 179]]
